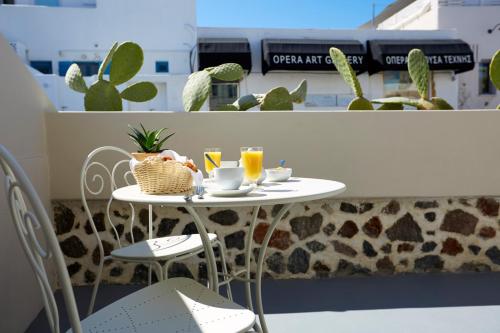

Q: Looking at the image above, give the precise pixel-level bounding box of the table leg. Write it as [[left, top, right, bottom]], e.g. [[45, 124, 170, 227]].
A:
[[148, 204, 153, 285], [255, 203, 294, 333], [185, 206, 219, 293], [245, 206, 260, 311]]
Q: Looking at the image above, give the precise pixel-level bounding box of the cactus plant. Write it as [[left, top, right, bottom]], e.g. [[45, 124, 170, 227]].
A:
[[490, 50, 500, 109], [372, 49, 453, 110], [329, 47, 373, 111], [65, 41, 158, 111], [183, 63, 244, 111], [215, 79, 307, 111]]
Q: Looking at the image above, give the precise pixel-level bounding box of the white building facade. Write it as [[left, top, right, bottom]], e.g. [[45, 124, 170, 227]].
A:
[[0, 0, 479, 111], [364, 0, 500, 109]]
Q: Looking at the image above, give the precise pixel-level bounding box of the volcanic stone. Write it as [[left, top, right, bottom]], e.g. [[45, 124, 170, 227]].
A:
[[209, 210, 239, 225], [359, 202, 374, 214], [111, 224, 124, 240], [271, 204, 290, 219], [363, 241, 378, 257], [476, 197, 499, 217], [182, 222, 198, 235], [92, 240, 114, 265], [338, 221, 359, 238], [336, 259, 370, 276], [287, 248, 310, 274], [253, 223, 292, 250], [376, 257, 395, 274], [382, 200, 400, 215], [54, 203, 75, 235], [235, 253, 245, 266], [113, 210, 129, 220], [168, 262, 194, 279], [177, 207, 189, 214], [440, 209, 478, 236], [381, 243, 392, 254], [479, 226, 496, 239], [441, 238, 464, 256], [157, 218, 179, 237], [110, 266, 123, 277], [225, 230, 245, 250], [67, 262, 82, 277], [85, 270, 96, 284], [84, 212, 105, 234], [397, 243, 414, 253], [332, 240, 357, 257], [306, 241, 326, 253], [290, 213, 323, 240], [422, 241, 437, 253], [385, 213, 423, 242], [459, 198, 471, 206], [322, 223, 336, 236], [60, 236, 88, 258], [266, 252, 285, 274], [258, 208, 267, 219], [414, 255, 444, 272], [139, 208, 157, 227], [459, 263, 491, 273], [424, 212, 436, 222], [468, 245, 481, 255], [414, 201, 439, 209], [313, 261, 331, 278], [125, 226, 145, 243], [321, 203, 334, 214], [340, 202, 357, 214], [485, 246, 500, 265], [362, 217, 382, 238], [131, 264, 156, 284]]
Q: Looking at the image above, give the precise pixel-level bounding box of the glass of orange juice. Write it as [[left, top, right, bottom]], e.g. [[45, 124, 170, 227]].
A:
[[240, 147, 263, 185], [204, 148, 221, 177]]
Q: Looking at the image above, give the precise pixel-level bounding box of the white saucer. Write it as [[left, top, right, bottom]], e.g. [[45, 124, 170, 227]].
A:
[[207, 185, 254, 197]]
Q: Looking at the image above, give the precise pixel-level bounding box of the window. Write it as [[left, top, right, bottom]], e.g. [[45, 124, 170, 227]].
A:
[[383, 71, 420, 99], [30, 61, 53, 74], [58, 61, 110, 77], [209, 81, 239, 110], [479, 61, 496, 95], [155, 61, 169, 73], [1, 0, 15, 4]]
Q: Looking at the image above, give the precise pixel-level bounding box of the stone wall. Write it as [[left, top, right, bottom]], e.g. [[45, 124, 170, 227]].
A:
[[53, 197, 500, 285]]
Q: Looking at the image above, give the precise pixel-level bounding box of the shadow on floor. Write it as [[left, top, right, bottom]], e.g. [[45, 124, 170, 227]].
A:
[[27, 272, 500, 332]]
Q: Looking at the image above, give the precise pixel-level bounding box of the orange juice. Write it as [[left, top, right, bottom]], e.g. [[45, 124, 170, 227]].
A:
[[241, 150, 263, 182], [204, 151, 221, 175]]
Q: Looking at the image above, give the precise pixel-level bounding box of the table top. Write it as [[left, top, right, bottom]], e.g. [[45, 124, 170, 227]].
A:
[[112, 177, 346, 208]]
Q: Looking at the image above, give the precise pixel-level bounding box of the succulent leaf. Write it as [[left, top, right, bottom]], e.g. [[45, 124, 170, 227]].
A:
[[348, 97, 374, 111], [182, 70, 212, 112], [98, 42, 118, 80], [408, 49, 429, 99], [110, 42, 144, 86], [431, 97, 454, 110], [329, 47, 362, 98], [65, 64, 88, 93], [128, 124, 174, 153], [290, 79, 308, 103], [233, 94, 260, 111], [84, 80, 122, 111], [372, 97, 421, 108], [377, 103, 404, 110], [121, 82, 158, 102], [206, 63, 244, 82], [260, 87, 293, 111], [490, 50, 500, 90]]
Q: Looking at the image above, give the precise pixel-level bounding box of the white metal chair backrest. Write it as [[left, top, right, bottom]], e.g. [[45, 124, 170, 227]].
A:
[[80, 146, 136, 252], [0, 145, 82, 333]]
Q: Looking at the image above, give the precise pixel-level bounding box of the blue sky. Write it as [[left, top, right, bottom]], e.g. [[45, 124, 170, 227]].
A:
[[197, 0, 395, 29]]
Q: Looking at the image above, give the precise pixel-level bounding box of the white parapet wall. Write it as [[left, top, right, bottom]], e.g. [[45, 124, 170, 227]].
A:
[[46, 110, 500, 200]]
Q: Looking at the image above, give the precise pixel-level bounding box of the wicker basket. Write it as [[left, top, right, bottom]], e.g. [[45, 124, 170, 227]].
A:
[[132, 157, 193, 194]]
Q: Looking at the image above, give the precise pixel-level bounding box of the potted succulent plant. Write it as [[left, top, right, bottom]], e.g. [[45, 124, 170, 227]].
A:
[[128, 124, 175, 161]]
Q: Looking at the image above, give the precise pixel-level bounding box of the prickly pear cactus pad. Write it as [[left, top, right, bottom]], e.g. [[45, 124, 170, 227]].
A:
[[490, 50, 500, 92], [233, 94, 261, 111], [65, 64, 88, 93], [84, 80, 122, 111], [290, 79, 308, 104], [329, 47, 362, 98], [121, 82, 158, 102], [260, 87, 293, 111], [430, 97, 454, 110], [183, 70, 212, 112], [408, 49, 429, 99], [109, 42, 144, 86], [348, 97, 374, 111], [206, 63, 244, 82]]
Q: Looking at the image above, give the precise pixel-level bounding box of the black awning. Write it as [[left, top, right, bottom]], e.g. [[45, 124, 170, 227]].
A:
[[261, 39, 366, 75], [367, 39, 475, 74], [198, 38, 252, 73]]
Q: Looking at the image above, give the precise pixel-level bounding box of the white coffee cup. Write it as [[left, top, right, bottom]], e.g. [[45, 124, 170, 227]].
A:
[[220, 160, 239, 168], [214, 167, 244, 190]]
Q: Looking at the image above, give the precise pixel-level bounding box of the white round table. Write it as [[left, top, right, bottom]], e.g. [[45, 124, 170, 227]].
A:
[[113, 177, 346, 333]]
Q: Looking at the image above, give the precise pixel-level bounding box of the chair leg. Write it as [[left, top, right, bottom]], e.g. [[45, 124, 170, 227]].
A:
[[215, 240, 233, 301], [152, 261, 164, 281], [164, 258, 173, 280], [87, 258, 107, 316]]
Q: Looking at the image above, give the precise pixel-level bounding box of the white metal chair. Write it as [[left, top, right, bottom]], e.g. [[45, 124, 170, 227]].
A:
[[81, 146, 232, 315], [0, 144, 255, 333]]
